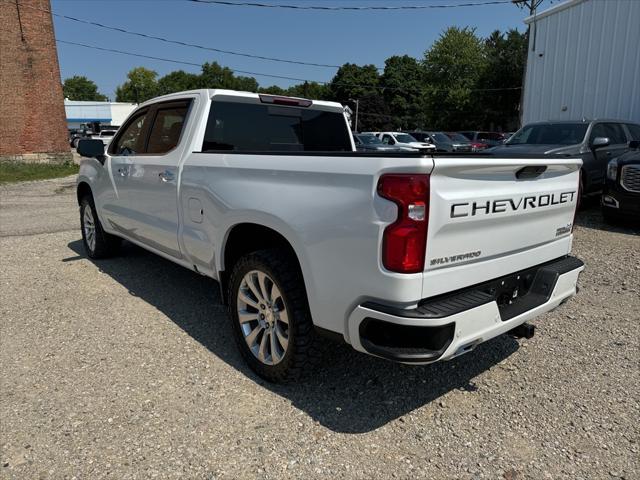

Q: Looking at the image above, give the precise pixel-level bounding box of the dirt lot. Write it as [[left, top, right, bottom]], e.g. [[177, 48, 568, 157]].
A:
[[1, 176, 638, 479]]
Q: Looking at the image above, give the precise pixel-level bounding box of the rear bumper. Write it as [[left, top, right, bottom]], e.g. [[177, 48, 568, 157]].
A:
[[347, 256, 584, 364]]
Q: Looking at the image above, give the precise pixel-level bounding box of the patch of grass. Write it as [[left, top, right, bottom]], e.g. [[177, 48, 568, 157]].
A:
[[0, 162, 79, 184]]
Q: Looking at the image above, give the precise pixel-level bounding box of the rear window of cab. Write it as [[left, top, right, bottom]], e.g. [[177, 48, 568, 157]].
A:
[[202, 100, 352, 152]]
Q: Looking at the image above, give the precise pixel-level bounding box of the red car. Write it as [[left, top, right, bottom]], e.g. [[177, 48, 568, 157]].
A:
[[457, 131, 509, 150]]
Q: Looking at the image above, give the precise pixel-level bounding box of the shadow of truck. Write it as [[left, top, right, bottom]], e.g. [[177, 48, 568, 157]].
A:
[[66, 239, 519, 434]]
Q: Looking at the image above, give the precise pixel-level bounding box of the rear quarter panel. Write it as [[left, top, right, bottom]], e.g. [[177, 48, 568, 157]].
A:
[[179, 152, 434, 338]]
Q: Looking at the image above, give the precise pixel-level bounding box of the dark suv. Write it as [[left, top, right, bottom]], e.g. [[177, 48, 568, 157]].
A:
[[487, 120, 640, 195], [602, 141, 640, 224]]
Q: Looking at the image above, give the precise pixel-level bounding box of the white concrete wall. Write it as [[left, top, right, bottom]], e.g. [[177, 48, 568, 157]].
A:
[[522, 0, 640, 124], [64, 100, 137, 128], [109, 103, 137, 126]]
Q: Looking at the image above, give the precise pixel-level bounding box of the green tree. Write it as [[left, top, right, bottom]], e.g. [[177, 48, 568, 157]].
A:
[[329, 64, 387, 130], [423, 27, 487, 129], [62, 76, 107, 101], [478, 29, 527, 130], [199, 61, 259, 91], [259, 85, 287, 95], [157, 70, 201, 95], [233, 75, 260, 93], [285, 81, 329, 100], [380, 55, 427, 129], [115, 67, 159, 103]]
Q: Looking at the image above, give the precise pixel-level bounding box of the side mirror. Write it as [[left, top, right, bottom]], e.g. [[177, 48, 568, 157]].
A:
[[77, 139, 106, 161], [591, 136, 610, 149], [629, 140, 640, 149]]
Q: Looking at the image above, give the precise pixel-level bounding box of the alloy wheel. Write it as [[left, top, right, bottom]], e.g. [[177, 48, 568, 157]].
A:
[[236, 270, 290, 365]]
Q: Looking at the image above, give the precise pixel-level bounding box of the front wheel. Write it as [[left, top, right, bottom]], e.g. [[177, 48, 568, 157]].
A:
[[80, 195, 121, 259], [227, 249, 320, 382]]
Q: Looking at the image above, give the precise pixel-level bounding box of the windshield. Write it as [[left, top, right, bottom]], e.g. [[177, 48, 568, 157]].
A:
[[356, 134, 382, 145], [507, 124, 588, 145], [430, 132, 451, 143], [446, 133, 470, 143], [395, 133, 417, 143]]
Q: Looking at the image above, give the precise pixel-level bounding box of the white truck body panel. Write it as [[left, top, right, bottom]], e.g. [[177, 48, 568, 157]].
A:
[[77, 89, 584, 366]]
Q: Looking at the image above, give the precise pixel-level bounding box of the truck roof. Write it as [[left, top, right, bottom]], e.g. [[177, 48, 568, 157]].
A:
[[138, 88, 345, 113]]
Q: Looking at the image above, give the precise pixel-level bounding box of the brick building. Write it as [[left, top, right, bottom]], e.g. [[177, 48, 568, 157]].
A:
[[0, 0, 71, 163]]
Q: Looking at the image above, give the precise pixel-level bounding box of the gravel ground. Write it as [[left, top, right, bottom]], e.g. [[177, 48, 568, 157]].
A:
[[1, 177, 638, 479]]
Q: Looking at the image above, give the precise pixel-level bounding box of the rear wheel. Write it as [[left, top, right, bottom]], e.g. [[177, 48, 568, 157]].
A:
[[80, 195, 121, 259], [227, 249, 320, 382]]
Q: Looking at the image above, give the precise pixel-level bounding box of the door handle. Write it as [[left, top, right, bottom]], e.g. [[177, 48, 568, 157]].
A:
[[117, 167, 127, 177], [159, 170, 175, 182]]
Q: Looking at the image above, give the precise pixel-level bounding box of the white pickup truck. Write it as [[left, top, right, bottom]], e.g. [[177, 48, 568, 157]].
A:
[[76, 89, 584, 382]]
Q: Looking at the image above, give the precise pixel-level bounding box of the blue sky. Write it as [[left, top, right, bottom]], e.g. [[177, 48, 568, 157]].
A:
[[52, 0, 533, 100]]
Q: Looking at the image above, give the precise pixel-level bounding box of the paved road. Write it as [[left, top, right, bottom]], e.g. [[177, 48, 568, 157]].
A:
[[0, 176, 78, 238], [1, 177, 638, 479]]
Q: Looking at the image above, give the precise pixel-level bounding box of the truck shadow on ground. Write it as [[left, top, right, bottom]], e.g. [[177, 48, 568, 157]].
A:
[[67, 239, 519, 434]]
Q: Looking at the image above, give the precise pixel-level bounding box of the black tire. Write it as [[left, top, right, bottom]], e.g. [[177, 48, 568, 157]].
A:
[[79, 195, 121, 259], [72, 137, 80, 149], [227, 249, 321, 383]]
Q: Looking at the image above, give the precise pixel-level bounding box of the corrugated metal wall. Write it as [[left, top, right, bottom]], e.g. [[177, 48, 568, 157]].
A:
[[522, 0, 640, 124]]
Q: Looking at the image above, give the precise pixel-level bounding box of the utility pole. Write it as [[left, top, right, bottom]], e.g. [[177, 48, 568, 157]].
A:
[[512, 0, 545, 127], [349, 98, 359, 132], [354, 99, 359, 133], [513, 0, 545, 51]]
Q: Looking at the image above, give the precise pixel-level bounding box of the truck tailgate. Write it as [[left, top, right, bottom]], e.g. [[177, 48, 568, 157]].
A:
[[423, 156, 581, 298]]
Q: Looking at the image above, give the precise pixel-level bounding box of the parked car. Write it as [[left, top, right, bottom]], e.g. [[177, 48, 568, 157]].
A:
[[602, 140, 640, 224], [69, 130, 82, 149], [92, 129, 118, 147], [353, 133, 415, 152], [76, 89, 584, 383], [406, 131, 472, 153], [487, 120, 640, 195], [459, 131, 508, 149], [69, 127, 93, 149], [366, 131, 436, 153], [444, 132, 477, 152]]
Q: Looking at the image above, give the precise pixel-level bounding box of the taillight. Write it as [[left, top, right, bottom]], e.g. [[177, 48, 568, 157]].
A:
[[377, 174, 430, 273]]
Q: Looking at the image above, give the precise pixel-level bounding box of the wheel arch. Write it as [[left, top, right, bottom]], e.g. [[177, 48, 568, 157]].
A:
[[218, 223, 306, 305], [77, 181, 93, 205]]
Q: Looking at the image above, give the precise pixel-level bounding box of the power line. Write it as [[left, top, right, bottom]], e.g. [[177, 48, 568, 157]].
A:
[[5, 0, 347, 69], [6, 0, 523, 78], [56, 40, 318, 82], [57, 39, 522, 95], [187, 0, 514, 11]]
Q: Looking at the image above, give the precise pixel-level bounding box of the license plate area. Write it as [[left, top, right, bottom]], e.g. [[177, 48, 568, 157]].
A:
[[478, 264, 561, 321]]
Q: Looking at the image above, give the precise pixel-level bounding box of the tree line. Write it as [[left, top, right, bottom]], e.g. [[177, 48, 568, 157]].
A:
[[62, 27, 527, 131]]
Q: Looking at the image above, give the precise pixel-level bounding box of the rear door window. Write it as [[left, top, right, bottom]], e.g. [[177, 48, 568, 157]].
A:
[[202, 100, 351, 152], [146, 101, 191, 154]]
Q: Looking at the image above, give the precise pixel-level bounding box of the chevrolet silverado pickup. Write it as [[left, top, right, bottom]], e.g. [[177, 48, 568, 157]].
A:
[[76, 89, 585, 382]]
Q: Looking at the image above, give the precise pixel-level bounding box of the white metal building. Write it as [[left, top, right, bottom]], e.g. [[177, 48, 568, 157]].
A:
[[64, 100, 137, 129], [522, 0, 640, 125]]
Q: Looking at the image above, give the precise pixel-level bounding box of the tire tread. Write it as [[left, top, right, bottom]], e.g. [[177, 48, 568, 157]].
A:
[[227, 248, 321, 383]]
